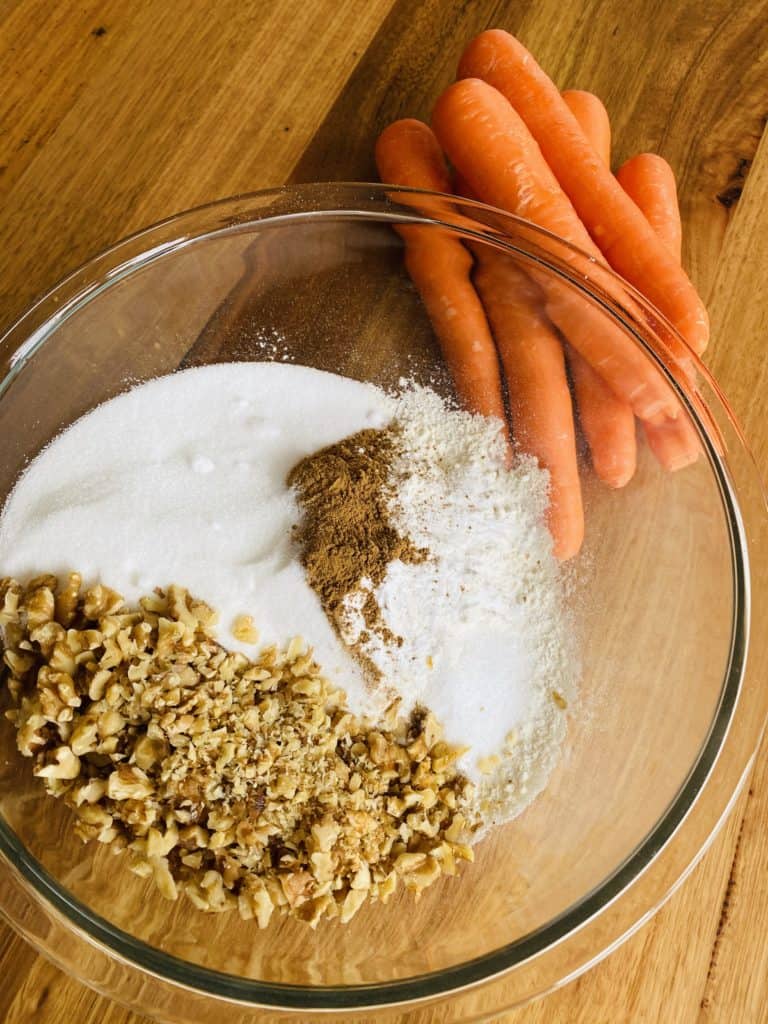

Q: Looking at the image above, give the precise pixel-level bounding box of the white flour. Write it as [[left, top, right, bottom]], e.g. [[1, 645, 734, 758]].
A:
[[342, 386, 578, 824]]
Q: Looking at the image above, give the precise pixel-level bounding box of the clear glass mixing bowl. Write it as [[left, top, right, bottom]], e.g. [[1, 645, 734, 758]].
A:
[[0, 184, 765, 1023]]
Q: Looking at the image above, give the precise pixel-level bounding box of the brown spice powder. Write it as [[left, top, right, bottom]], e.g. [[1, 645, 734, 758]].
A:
[[287, 428, 427, 653]]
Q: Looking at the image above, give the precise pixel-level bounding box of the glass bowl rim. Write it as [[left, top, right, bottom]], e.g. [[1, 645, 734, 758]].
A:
[[0, 182, 756, 1012]]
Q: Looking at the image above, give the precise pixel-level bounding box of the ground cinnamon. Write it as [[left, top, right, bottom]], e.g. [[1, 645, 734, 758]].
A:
[[287, 428, 426, 655]]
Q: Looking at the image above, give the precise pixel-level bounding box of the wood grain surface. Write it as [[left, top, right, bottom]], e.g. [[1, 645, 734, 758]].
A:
[[1, 1, 767, 1021]]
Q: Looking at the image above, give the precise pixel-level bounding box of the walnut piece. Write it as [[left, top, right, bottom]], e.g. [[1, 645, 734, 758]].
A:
[[0, 575, 478, 929], [232, 614, 259, 645]]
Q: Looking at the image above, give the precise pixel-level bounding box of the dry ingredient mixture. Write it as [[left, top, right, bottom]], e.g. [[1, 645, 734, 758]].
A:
[[288, 427, 426, 677], [0, 361, 578, 924], [291, 385, 577, 824], [1, 575, 474, 926]]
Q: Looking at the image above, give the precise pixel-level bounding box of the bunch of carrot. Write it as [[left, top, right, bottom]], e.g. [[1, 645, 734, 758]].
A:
[[375, 29, 706, 560]]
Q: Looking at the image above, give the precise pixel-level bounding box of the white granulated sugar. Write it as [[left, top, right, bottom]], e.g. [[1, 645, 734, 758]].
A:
[[342, 385, 578, 823], [250, 326, 293, 362], [0, 363, 393, 721]]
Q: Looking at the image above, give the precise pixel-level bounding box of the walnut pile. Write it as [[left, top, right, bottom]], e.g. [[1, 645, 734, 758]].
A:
[[0, 574, 476, 927]]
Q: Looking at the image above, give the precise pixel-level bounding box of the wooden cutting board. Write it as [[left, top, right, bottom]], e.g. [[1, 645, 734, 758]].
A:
[[0, 1, 767, 1021]]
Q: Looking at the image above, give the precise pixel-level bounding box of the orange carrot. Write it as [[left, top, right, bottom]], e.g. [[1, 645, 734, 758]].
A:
[[562, 90, 611, 167], [375, 120, 508, 432], [617, 153, 682, 263], [566, 347, 637, 487], [474, 250, 584, 558], [375, 119, 454, 206], [454, 172, 584, 548], [434, 80, 599, 255], [458, 160, 636, 488], [559, 89, 637, 487], [615, 153, 699, 469], [564, 101, 695, 472], [403, 245, 510, 428], [458, 172, 585, 549], [643, 414, 699, 471], [431, 78, 680, 424], [458, 30, 709, 355]]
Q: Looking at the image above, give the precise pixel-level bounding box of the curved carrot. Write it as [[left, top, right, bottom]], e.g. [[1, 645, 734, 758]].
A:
[[434, 80, 598, 254], [564, 100, 695, 472], [458, 163, 636, 489], [560, 88, 637, 487], [567, 348, 637, 487], [403, 244, 509, 428], [458, 30, 709, 355], [474, 251, 584, 558], [643, 414, 699, 471], [617, 154, 682, 263], [457, 173, 584, 551], [375, 118, 454, 206], [431, 78, 679, 424], [562, 90, 611, 167], [375, 120, 508, 433], [616, 153, 699, 469]]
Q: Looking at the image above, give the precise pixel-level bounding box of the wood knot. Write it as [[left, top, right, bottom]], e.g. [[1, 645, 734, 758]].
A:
[[716, 157, 752, 208]]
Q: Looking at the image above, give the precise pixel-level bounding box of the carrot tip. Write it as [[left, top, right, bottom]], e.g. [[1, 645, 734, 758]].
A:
[[663, 449, 700, 472], [594, 465, 636, 489]]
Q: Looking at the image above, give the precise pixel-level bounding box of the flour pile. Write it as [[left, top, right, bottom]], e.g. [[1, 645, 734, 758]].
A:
[[335, 386, 578, 823]]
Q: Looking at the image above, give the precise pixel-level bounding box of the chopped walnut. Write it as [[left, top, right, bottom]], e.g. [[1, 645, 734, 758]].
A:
[[232, 614, 259, 645], [0, 575, 478, 928]]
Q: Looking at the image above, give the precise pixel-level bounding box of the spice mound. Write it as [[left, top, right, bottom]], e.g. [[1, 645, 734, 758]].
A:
[[0, 574, 475, 928], [288, 427, 426, 666]]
